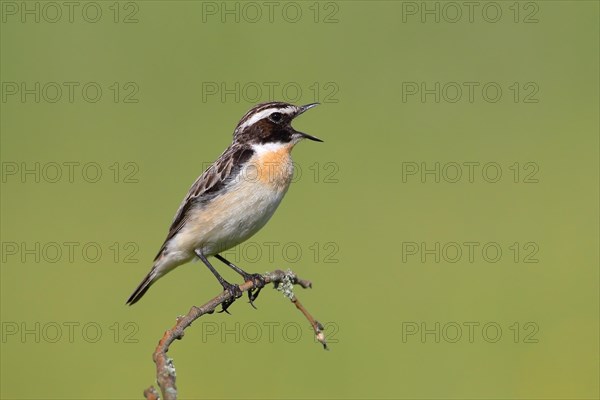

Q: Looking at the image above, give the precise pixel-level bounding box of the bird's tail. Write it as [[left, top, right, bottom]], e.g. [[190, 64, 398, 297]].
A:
[[126, 267, 160, 306]]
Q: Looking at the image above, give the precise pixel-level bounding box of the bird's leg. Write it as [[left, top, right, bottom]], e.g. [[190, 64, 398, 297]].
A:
[[194, 249, 242, 313], [214, 254, 265, 309]]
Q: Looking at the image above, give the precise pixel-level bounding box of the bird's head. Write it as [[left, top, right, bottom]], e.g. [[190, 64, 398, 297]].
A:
[[233, 102, 322, 146]]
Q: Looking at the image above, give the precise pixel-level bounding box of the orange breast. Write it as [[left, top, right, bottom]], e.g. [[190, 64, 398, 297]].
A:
[[251, 144, 293, 189]]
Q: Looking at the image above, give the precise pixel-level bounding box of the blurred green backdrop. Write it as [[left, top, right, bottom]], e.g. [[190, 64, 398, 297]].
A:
[[1, 1, 598, 399]]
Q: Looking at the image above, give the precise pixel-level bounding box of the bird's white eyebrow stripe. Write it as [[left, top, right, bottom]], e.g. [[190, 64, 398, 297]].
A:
[[237, 106, 295, 131]]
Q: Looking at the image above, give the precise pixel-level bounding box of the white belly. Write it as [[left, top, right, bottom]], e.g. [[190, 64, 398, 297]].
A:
[[199, 181, 288, 254], [171, 174, 291, 258]]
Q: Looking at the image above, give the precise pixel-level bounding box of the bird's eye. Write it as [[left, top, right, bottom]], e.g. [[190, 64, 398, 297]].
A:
[[269, 112, 283, 123]]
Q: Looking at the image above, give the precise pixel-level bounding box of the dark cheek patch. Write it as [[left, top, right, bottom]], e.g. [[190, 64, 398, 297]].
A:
[[266, 128, 293, 144], [245, 120, 293, 144]]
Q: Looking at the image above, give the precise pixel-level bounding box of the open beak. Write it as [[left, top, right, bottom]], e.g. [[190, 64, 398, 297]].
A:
[[294, 103, 323, 142], [297, 102, 320, 115]]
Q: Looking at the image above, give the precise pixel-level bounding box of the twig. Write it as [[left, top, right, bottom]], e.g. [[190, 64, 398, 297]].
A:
[[143, 387, 160, 400], [143, 269, 325, 400]]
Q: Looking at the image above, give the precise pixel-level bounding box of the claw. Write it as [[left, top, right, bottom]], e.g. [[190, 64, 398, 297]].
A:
[[218, 306, 231, 315], [248, 286, 263, 309], [219, 282, 242, 313], [244, 273, 265, 309]]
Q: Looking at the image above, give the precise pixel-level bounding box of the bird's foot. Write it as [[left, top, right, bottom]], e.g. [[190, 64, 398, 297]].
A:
[[219, 281, 243, 314], [243, 273, 266, 309]]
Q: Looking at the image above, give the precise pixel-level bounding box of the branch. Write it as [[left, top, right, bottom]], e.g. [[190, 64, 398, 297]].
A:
[[144, 269, 326, 400]]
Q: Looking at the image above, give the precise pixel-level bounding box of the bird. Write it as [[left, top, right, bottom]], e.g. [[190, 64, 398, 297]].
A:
[[126, 101, 322, 311]]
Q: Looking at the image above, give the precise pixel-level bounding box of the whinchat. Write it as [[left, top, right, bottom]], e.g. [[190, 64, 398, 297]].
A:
[[126, 102, 321, 311]]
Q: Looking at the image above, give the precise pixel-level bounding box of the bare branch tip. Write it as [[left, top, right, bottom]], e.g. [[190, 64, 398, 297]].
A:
[[143, 386, 160, 400]]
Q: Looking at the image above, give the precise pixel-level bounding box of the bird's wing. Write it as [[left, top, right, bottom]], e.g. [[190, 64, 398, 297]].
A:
[[154, 144, 254, 260]]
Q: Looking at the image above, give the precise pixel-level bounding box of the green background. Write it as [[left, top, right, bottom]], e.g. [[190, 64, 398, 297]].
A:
[[1, 1, 598, 399]]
